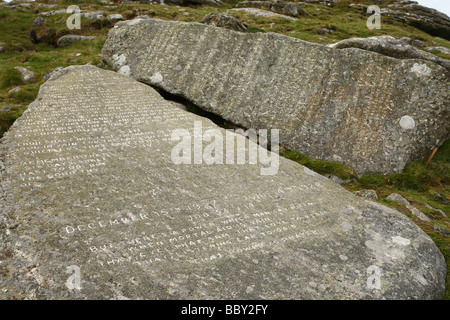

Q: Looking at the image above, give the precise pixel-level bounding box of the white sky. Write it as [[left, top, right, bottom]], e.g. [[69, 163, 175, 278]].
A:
[[416, 0, 450, 17]]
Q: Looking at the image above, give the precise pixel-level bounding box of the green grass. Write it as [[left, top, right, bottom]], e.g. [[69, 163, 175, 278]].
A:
[[0, 67, 24, 89], [280, 148, 357, 181]]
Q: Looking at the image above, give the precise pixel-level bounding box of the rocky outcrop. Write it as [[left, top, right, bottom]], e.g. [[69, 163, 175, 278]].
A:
[[102, 19, 450, 175], [236, 1, 308, 17], [380, 3, 450, 40], [201, 13, 247, 32], [328, 36, 450, 72]]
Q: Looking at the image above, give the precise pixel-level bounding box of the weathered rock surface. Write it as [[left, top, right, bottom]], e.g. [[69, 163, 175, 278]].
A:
[[355, 190, 378, 201], [57, 35, 97, 47], [235, 1, 308, 17], [102, 19, 450, 175], [328, 36, 450, 72], [0, 65, 446, 299], [201, 13, 247, 32]]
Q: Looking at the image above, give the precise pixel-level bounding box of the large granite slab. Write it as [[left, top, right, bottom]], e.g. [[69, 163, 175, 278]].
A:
[[102, 18, 450, 175], [0, 66, 446, 299]]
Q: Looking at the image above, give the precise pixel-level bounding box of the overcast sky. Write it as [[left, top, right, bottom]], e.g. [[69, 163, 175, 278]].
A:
[[416, 0, 450, 16]]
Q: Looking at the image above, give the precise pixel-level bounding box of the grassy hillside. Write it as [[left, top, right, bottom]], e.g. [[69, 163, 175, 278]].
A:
[[0, 0, 449, 299]]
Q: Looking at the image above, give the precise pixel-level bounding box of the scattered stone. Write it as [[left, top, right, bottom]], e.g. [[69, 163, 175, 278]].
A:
[[236, 1, 308, 18], [425, 46, 450, 55], [317, 27, 334, 35], [433, 225, 450, 236], [1, 106, 13, 112], [107, 14, 124, 21], [82, 11, 105, 19], [32, 16, 46, 27], [201, 13, 247, 32], [435, 193, 450, 205], [0, 43, 4, 53], [425, 204, 447, 219], [103, 19, 450, 175], [7, 87, 21, 94], [328, 36, 450, 72], [386, 193, 431, 222], [355, 189, 378, 201], [0, 65, 445, 299], [39, 9, 68, 17], [231, 8, 297, 20], [57, 35, 97, 47], [14, 67, 35, 83]]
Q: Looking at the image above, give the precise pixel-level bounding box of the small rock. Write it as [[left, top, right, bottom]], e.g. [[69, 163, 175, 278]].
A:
[[355, 189, 378, 201], [435, 193, 450, 205], [317, 28, 334, 35], [14, 67, 35, 83], [425, 204, 447, 218], [433, 225, 450, 236], [57, 35, 97, 48], [82, 11, 105, 19], [387, 193, 431, 222], [1, 106, 13, 112], [201, 13, 247, 32], [8, 87, 21, 94], [32, 16, 46, 27], [107, 14, 123, 21]]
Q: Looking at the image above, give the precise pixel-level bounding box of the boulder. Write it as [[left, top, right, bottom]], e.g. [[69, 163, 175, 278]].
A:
[[0, 65, 445, 299], [328, 36, 450, 72], [201, 13, 247, 32], [102, 19, 450, 175], [57, 35, 97, 47], [380, 3, 450, 40]]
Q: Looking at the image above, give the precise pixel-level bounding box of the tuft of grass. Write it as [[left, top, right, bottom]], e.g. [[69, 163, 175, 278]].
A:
[[0, 67, 24, 89], [280, 148, 357, 181]]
